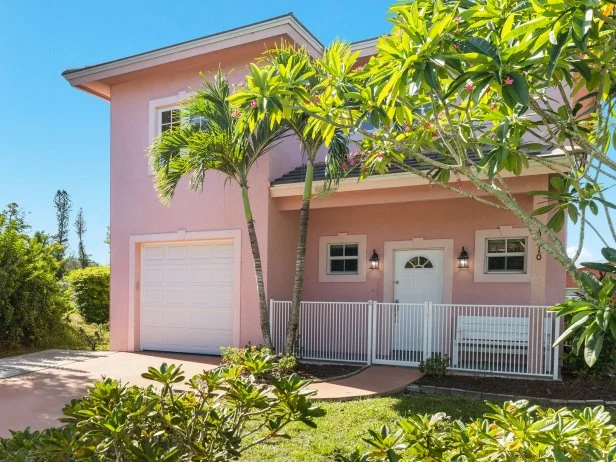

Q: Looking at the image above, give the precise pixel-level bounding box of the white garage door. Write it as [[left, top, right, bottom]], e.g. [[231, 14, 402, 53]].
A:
[[140, 240, 235, 354]]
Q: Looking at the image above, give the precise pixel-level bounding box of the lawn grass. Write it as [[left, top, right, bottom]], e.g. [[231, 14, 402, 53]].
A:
[[242, 393, 490, 462]]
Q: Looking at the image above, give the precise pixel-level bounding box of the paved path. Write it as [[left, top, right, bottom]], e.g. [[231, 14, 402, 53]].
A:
[[311, 365, 422, 400], [0, 350, 420, 437]]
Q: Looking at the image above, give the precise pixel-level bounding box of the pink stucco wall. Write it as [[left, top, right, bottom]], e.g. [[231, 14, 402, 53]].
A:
[[109, 44, 281, 351], [268, 175, 566, 308]]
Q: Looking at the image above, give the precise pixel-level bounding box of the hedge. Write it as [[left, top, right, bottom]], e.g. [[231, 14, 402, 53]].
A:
[[66, 266, 110, 324]]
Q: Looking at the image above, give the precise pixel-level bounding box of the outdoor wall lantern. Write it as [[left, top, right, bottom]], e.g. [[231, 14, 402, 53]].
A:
[[369, 249, 380, 270], [457, 247, 469, 269]]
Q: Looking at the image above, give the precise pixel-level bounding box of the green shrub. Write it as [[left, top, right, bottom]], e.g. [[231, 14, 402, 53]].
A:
[[0, 360, 325, 461], [65, 266, 110, 324], [419, 353, 449, 379], [221, 345, 298, 379], [337, 400, 616, 461], [0, 209, 70, 346]]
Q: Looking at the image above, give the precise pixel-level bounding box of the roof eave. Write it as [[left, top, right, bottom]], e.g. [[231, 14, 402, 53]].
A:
[[62, 13, 324, 97]]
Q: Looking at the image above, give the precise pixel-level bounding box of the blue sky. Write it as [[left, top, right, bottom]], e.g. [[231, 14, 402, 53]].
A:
[[0, 0, 611, 264]]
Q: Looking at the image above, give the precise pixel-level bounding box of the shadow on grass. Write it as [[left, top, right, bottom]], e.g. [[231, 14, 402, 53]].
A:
[[390, 392, 490, 422]]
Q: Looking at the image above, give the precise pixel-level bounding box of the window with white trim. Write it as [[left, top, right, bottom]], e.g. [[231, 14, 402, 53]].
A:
[[158, 107, 181, 134], [327, 243, 359, 274], [485, 237, 527, 273], [318, 234, 367, 283]]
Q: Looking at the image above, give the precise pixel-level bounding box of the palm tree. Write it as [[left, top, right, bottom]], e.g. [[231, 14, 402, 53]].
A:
[[230, 44, 357, 352], [148, 71, 287, 350]]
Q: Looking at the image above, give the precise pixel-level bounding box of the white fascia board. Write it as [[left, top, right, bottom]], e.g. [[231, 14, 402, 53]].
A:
[[63, 15, 324, 86]]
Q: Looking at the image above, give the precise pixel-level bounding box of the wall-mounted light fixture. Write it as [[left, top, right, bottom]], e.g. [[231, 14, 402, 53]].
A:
[[457, 247, 469, 269], [369, 249, 380, 270]]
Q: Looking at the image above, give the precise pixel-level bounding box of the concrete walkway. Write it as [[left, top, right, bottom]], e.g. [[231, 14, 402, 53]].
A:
[[0, 350, 420, 437]]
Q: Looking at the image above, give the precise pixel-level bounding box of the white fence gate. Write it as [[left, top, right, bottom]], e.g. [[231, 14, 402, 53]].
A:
[[270, 300, 561, 378]]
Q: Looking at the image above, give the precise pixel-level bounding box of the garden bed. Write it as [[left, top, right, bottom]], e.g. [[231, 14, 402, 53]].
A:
[[416, 374, 616, 401], [296, 362, 363, 381]]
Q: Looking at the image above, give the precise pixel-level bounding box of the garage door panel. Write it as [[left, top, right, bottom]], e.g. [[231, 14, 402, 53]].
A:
[[143, 246, 164, 261], [142, 287, 164, 304], [190, 286, 232, 305], [167, 268, 189, 283], [167, 245, 188, 260], [141, 240, 235, 354]]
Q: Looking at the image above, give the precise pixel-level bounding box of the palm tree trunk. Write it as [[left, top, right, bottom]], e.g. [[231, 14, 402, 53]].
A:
[[285, 160, 314, 353], [242, 185, 273, 350]]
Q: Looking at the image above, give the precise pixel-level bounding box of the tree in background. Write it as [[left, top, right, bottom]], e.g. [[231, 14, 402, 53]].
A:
[[75, 207, 89, 268], [149, 71, 288, 349], [52, 190, 71, 261], [0, 203, 69, 346]]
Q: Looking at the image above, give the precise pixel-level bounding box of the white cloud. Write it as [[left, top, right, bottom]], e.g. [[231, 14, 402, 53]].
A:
[[567, 246, 594, 262]]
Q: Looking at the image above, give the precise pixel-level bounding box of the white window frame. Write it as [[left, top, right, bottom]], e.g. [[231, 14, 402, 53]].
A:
[[484, 237, 527, 274], [319, 233, 367, 283], [327, 242, 360, 275], [148, 90, 194, 175], [474, 226, 532, 283]]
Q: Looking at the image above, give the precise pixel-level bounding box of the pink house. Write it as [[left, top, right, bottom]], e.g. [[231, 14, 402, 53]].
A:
[[63, 14, 566, 377]]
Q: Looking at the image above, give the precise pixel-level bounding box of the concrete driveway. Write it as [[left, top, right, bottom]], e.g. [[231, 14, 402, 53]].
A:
[[0, 350, 220, 437]]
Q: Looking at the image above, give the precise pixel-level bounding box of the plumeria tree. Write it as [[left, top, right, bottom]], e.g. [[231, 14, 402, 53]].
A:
[[237, 0, 616, 364], [229, 44, 352, 352], [149, 72, 287, 349]]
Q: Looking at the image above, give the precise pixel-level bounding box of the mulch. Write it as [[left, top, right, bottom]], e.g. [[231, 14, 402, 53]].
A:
[[296, 362, 363, 381], [416, 374, 616, 400]]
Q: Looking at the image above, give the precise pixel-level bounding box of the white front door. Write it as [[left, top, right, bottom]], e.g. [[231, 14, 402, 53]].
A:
[[394, 249, 444, 304], [393, 249, 444, 353], [140, 240, 235, 355]]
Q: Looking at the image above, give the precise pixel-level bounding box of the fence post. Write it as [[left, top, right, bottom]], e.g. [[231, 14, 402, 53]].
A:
[[553, 315, 560, 380], [367, 301, 373, 365], [269, 299, 275, 352], [422, 301, 431, 361]]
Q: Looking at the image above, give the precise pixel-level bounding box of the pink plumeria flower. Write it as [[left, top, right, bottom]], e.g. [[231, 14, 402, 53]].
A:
[[376, 152, 384, 159], [341, 162, 348, 169], [312, 96, 320, 104], [404, 124, 411, 132], [464, 82, 474, 91], [250, 100, 258, 108], [453, 43, 461, 50], [349, 159, 356, 166], [455, 177, 464, 189], [454, 16, 463, 23], [503, 76, 514, 86], [231, 109, 240, 118]]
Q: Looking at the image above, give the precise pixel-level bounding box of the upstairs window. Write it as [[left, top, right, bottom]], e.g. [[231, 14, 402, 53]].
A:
[[485, 237, 527, 273], [327, 243, 359, 274], [159, 108, 181, 134]]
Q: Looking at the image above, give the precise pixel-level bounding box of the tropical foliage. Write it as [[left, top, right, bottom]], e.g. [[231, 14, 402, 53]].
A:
[[0, 204, 70, 347], [148, 71, 288, 349], [66, 265, 110, 324], [337, 400, 616, 461], [0, 360, 325, 461], [552, 246, 616, 367], [230, 0, 616, 364], [229, 44, 352, 352]]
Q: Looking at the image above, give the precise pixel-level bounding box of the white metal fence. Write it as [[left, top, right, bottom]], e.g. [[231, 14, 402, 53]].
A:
[[270, 300, 560, 378]]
